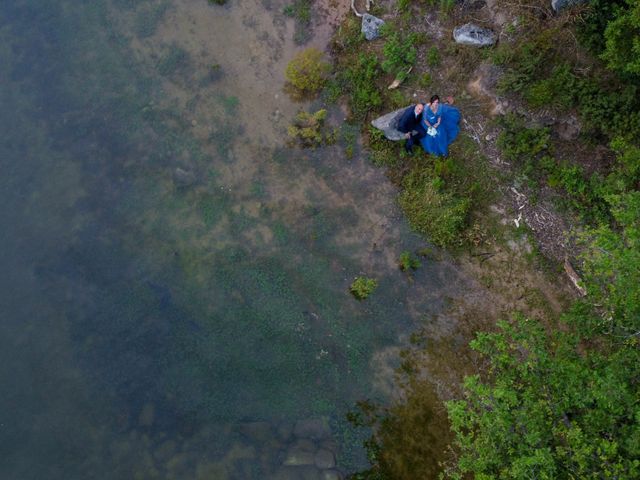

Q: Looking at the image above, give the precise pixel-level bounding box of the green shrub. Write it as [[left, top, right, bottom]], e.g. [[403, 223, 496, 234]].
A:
[[524, 63, 576, 109], [496, 114, 551, 165], [418, 72, 432, 88], [285, 48, 331, 95], [399, 167, 471, 247], [381, 28, 417, 77], [426, 46, 440, 67], [350, 277, 378, 300], [287, 109, 335, 147], [601, 0, 640, 77], [341, 53, 383, 118], [399, 251, 421, 271]]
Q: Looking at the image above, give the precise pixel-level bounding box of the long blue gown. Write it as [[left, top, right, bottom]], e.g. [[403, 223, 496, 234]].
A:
[[419, 103, 461, 156]]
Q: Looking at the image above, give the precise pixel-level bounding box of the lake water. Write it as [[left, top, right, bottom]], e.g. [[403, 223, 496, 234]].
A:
[[0, 1, 474, 478]]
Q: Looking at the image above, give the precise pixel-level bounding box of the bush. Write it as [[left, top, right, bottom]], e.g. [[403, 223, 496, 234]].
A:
[[287, 109, 336, 147], [285, 48, 331, 95], [341, 53, 383, 118], [381, 28, 418, 77], [399, 251, 421, 271], [601, 0, 640, 77], [350, 277, 378, 300], [496, 114, 551, 166], [524, 63, 576, 109], [399, 167, 471, 247]]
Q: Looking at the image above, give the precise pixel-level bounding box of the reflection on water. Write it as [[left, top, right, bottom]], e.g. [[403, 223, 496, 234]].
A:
[[0, 0, 471, 478]]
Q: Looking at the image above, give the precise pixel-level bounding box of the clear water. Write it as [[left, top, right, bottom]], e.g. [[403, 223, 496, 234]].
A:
[[0, 1, 472, 478]]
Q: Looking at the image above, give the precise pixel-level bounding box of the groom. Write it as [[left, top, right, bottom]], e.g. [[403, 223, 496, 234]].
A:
[[397, 103, 425, 154]]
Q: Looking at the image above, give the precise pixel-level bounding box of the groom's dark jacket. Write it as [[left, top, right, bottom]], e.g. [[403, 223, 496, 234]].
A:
[[397, 104, 425, 134]]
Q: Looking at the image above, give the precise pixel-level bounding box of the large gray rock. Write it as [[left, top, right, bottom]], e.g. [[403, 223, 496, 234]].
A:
[[371, 106, 412, 141], [361, 14, 384, 41], [453, 23, 496, 47], [551, 0, 587, 11]]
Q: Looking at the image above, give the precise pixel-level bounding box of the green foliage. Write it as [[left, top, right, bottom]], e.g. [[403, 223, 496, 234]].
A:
[[287, 109, 335, 147], [496, 37, 552, 95], [524, 63, 576, 109], [608, 137, 640, 191], [399, 166, 471, 247], [418, 72, 432, 88], [381, 27, 418, 77], [285, 48, 331, 95], [574, 79, 640, 141], [341, 53, 383, 118], [331, 16, 364, 53], [496, 114, 551, 165], [445, 315, 640, 480], [577, 191, 640, 338], [322, 79, 342, 104], [426, 46, 441, 67], [367, 127, 400, 168], [601, 0, 640, 77], [283, 0, 313, 44], [578, 0, 627, 54], [398, 251, 421, 271], [350, 276, 378, 300]]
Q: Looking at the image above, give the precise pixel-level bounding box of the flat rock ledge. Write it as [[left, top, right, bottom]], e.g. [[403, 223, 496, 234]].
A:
[[371, 106, 411, 141], [453, 23, 496, 47]]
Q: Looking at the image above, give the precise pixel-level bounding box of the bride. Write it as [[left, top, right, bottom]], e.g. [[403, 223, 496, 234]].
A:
[[419, 95, 461, 157]]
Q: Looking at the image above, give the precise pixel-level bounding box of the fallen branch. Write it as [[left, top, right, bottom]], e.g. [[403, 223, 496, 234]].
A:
[[564, 257, 587, 296]]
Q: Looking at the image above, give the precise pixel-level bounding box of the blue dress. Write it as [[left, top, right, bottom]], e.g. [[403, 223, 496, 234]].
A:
[[419, 104, 461, 156]]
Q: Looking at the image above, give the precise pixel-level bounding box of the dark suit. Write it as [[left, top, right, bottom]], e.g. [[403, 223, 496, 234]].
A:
[[397, 104, 426, 151]]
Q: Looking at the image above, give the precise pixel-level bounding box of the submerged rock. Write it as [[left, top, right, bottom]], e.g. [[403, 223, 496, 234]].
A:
[[320, 470, 343, 480], [453, 23, 496, 47], [238, 421, 274, 443], [272, 465, 320, 480], [314, 449, 336, 469], [283, 449, 316, 466], [551, 0, 588, 11], [173, 167, 196, 187], [371, 106, 411, 141], [361, 14, 384, 41], [293, 418, 331, 440]]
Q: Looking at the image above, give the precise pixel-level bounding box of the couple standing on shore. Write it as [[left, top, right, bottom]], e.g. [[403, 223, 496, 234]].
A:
[[398, 95, 461, 157]]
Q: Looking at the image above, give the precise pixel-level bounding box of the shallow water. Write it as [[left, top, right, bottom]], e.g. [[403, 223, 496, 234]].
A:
[[0, 1, 474, 478]]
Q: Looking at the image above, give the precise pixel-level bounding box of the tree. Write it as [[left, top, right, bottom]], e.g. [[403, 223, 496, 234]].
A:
[[444, 316, 640, 479], [601, 0, 640, 77], [444, 193, 640, 479]]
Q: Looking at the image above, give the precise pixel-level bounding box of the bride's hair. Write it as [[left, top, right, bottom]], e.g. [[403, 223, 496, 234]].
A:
[[430, 94, 440, 103]]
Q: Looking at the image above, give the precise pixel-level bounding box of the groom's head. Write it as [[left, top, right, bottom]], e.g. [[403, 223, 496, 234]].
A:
[[414, 103, 424, 116]]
